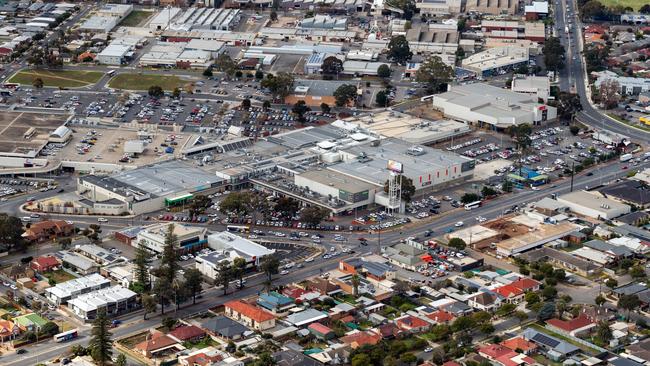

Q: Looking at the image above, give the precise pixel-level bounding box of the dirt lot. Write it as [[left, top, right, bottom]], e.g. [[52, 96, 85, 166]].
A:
[[0, 111, 68, 154], [56, 127, 192, 165]]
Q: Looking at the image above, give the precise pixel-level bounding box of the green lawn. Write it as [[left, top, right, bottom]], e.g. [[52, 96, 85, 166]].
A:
[[119, 10, 153, 27], [108, 73, 191, 91], [598, 0, 646, 11], [8, 69, 103, 88]]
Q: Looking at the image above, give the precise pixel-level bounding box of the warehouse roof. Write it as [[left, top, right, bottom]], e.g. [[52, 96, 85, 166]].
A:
[[557, 190, 630, 216], [298, 169, 377, 192]]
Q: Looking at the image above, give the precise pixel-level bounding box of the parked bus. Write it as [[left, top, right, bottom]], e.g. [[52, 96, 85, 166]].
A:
[[226, 225, 250, 233], [464, 201, 482, 210], [106, 70, 116, 77], [54, 329, 78, 343]]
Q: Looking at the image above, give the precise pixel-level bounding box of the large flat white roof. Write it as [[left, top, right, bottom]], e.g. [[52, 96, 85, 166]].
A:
[[208, 232, 275, 258]]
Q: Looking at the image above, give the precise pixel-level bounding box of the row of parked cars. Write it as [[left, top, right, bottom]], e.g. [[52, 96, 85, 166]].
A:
[[158, 214, 209, 223]]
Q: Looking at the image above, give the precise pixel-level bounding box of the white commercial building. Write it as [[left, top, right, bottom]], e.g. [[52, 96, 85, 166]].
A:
[[136, 222, 207, 254], [96, 44, 131, 65], [594, 71, 650, 96], [194, 251, 244, 280], [416, 0, 462, 16], [431, 83, 557, 129], [207, 232, 275, 266], [461, 47, 529, 76], [67, 285, 138, 321], [45, 273, 111, 305], [511, 76, 551, 102], [149, 7, 182, 31], [557, 190, 631, 220], [79, 16, 120, 33], [97, 4, 133, 19]]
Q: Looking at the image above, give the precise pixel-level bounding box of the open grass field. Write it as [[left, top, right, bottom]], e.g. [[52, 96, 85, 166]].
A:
[[108, 73, 191, 91], [598, 0, 646, 11], [8, 69, 103, 88], [118, 10, 153, 27], [45, 269, 77, 284]]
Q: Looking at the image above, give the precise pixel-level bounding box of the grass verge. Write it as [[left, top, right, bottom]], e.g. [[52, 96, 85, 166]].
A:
[[8, 69, 103, 88], [108, 73, 190, 91]]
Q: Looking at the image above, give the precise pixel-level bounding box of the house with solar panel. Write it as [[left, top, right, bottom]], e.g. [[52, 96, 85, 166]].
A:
[[521, 328, 580, 361]]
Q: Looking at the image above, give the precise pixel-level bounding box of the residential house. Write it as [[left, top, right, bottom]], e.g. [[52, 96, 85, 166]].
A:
[[468, 290, 503, 311], [200, 316, 250, 340], [134, 331, 184, 359], [168, 325, 206, 343], [494, 284, 525, 304], [30, 255, 62, 272], [396, 315, 431, 333], [22, 220, 74, 243], [340, 330, 382, 349], [285, 308, 328, 327], [510, 278, 541, 292], [522, 328, 580, 361], [378, 322, 400, 339], [479, 344, 536, 366], [178, 347, 243, 366], [256, 292, 294, 315], [0, 319, 19, 342], [13, 313, 48, 332], [308, 323, 335, 340], [273, 349, 324, 366], [501, 337, 538, 354], [426, 309, 455, 324], [224, 300, 276, 331]]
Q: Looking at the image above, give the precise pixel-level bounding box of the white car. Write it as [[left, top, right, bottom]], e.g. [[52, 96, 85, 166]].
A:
[[280, 270, 289, 275], [275, 232, 286, 237], [305, 258, 314, 263], [424, 347, 433, 353], [2, 282, 9, 287], [97, 217, 108, 223], [454, 221, 464, 227], [10, 285, 17, 290]]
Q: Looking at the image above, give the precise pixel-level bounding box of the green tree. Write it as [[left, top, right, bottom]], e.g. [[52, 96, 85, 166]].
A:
[[184, 268, 203, 305], [481, 186, 497, 197], [605, 278, 618, 289], [595, 294, 606, 306], [270, 10, 278, 21], [162, 317, 177, 332], [89, 310, 112, 366], [507, 124, 533, 151], [33, 78, 44, 89], [260, 256, 279, 289], [40, 321, 59, 336], [0, 215, 26, 252], [241, 98, 251, 110], [570, 125, 580, 135], [542, 285, 557, 300], [153, 279, 172, 315], [448, 238, 467, 250], [525, 292, 540, 306], [376, 90, 389, 107], [148, 85, 164, 99], [618, 294, 641, 319], [502, 180, 513, 193], [188, 194, 212, 217], [300, 206, 329, 226], [400, 352, 417, 364], [415, 56, 454, 93], [382, 176, 416, 202], [261, 72, 295, 102], [161, 224, 179, 284], [232, 257, 247, 288], [254, 352, 276, 366], [133, 241, 151, 293], [461, 193, 480, 204], [333, 84, 358, 107], [216, 261, 233, 296], [580, 0, 607, 20], [142, 293, 157, 320], [543, 37, 565, 72], [387, 35, 413, 65], [351, 273, 360, 296], [172, 87, 181, 99], [255, 70, 264, 79], [292, 100, 311, 122], [214, 54, 237, 79], [320, 103, 331, 114], [115, 353, 127, 366], [595, 321, 612, 345], [321, 56, 343, 76], [202, 67, 213, 77], [630, 266, 646, 278], [220, 192, 253, 215], [377, 64, 391, 78], [451, 316, 475, 332], [537, 302, 556, 321], [351, 353, 371, 366], [262, 100, 271, 110], [557, 93, 583, 121]]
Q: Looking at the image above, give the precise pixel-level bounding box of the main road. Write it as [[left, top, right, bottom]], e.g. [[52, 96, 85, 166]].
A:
[[561, 0, 650, 142]]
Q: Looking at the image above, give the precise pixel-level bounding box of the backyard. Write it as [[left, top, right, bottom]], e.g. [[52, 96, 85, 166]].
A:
[[44, 269, 77, 284], [108, 73, 193, 91], [598, 0, 646, 11], [8, 69, 104, 88]]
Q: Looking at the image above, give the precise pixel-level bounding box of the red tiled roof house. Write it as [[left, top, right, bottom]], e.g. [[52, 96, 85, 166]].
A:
[[30, 255, 61, 273], [494, 284, 525, 304], [134, 331, 184, 358], [501, 337, 538, 355], [22, 220, 74, 243], [168, 325, 206, 343], [308, 322, 335, 340], [340, 330, 382, 349], [546, 314, 596, 337], [224, 300, 276, 331], [396, 315, 431, 333]]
